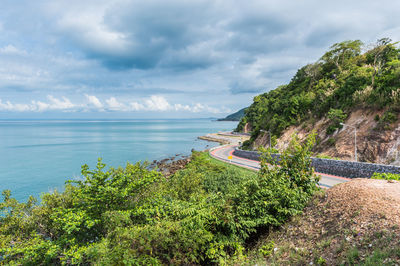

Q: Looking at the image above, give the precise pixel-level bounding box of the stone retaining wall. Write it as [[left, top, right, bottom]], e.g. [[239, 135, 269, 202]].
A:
[[233, 148, 400, 178]]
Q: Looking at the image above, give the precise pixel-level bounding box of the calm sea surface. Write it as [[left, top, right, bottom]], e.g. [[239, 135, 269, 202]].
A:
[[0, 119, 237, 201]]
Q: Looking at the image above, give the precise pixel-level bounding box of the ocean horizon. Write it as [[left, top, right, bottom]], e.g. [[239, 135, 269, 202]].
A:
[[0, 119, 237, 202]]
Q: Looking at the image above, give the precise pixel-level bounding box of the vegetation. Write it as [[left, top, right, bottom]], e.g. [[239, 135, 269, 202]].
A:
[[326, 108, 347, 135], [0, 135, 318, 265], [237, 38, 400, 145], [218, 107, 247, 121], [375, 108, 398, 130], [371, 172, 400, 181]]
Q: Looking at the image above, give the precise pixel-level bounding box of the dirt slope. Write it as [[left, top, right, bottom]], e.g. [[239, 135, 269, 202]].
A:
[[253, 108, 400, 164], [253, 179, 400, 265]]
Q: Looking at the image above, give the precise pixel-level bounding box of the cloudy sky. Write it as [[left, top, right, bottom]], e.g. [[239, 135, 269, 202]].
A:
[[0, 0, 399, 118]]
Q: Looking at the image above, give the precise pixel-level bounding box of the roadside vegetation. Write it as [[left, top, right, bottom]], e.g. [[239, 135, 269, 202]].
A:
[[0, 135, 319, 265], [371, 172, 400, 181], [237, 38, 400, 147]]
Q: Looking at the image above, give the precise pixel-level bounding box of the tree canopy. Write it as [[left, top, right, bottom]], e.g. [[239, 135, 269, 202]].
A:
[[237, 39, 400, 145]]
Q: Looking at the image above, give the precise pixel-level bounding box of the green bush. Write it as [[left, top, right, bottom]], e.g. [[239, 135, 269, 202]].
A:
[[326, 108, 346, 135], [1, 135, 319, 265], [326, 125, 337, 135], [371, 172, 400, 181], [376, 110, 398, 130], [259, 241, 275, 257], [327, 138, 336, 146], [382, 110, 397, 124], [241, 139, 252, 150]]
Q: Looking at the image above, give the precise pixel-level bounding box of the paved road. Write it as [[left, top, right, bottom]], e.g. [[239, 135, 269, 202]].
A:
[[210, 145, 350, 189]]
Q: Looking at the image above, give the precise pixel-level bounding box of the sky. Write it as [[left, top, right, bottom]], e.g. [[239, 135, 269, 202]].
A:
[[0, 0, 399, 119]]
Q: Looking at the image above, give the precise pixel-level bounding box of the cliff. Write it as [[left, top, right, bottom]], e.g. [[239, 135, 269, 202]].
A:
[[238, 39, 400, 164], [252, 107, 400, 164]]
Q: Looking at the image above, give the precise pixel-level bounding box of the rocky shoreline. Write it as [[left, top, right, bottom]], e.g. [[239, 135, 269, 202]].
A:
[[150, 132, 249, 177], [149, 154, 191, 176]]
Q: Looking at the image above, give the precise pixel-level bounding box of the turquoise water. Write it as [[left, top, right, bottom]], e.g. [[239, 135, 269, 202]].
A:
[[0, 119, 237, 201]]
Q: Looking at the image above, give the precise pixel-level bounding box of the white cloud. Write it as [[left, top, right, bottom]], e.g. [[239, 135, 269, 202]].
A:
[[85, 94, 103, 108], [46, 95, 75, 110], [0, 95, 76, 112], [2, 0, 400, 119], [0, 100, 33, 112], [106, 97, 127, 111], [52, 1, 130, 56], [144, 95, 171, 111], [174, 103, 192, 111], [130, 101, 145, 111], [188, 103, 230, 114], [0, 94, 230, 114], [0, 45, 27, 55]]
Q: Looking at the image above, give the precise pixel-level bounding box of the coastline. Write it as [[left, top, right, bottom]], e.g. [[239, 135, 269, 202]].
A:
[[1, 119, 238, 202], [152, 131, 249, 176], [197, 131, 249, 145]]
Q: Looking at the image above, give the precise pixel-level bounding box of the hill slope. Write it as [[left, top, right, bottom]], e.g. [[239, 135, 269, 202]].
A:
[[238, 39, 400, 164], [218, 107, 247, 121], [248, 179, 400, 265]]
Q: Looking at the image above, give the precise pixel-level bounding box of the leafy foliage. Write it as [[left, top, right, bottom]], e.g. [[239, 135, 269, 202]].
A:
[[371, 172, 400, 181], [0, 135, 318, 265], [375, 109, 398, 130], [326, 108, 347, 134], [237, 39, 400, 144]]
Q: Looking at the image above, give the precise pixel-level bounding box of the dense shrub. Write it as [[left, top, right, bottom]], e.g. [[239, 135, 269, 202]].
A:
[[241, 139, 252, 150], [375, 109, 398, 130], [327, 138, 336, 146], [371, 172, 400, 181], [0, 135, 319, 265]]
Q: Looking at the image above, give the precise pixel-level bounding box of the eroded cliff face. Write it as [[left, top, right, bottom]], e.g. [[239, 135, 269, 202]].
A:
[[252, 108, 400, 165], [243, 122, 252, 134]]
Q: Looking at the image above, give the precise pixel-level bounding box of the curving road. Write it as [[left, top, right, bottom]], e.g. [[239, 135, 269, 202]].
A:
[[210, 144, 350, 189]]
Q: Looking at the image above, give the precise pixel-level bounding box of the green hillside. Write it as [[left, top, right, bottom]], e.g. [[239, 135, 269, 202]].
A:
[[237, 39, 400, 144], [218, 107, 247, 121]]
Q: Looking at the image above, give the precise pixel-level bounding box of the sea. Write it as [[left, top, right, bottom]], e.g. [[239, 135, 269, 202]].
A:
[[0, 119, 237, 202]]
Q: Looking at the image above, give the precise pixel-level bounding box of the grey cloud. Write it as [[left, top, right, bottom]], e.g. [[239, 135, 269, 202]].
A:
[[54, 0, 222, 70], [43, 0, 400, 74], [229, 81, 264, 95], [1, 0, 400, 117]]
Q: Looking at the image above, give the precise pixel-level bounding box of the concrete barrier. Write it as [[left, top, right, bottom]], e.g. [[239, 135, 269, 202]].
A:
[[233, 148, 400, 178]]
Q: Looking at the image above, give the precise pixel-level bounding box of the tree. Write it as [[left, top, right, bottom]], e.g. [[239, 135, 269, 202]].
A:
[[327, 108, 347, 125], [366, 38, 396, 86], [321, 40, 363, 73], [304, 63, 322, 89]]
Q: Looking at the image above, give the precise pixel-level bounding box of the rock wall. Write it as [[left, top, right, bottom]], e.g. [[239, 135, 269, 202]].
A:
[[233, 148, 400, 178]]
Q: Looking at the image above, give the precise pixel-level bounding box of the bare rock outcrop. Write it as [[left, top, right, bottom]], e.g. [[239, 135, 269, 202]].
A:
[[252, 108, 400, 164]]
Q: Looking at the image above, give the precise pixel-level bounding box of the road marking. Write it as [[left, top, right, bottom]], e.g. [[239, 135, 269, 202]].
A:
[[210, 144, 350, 188]]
